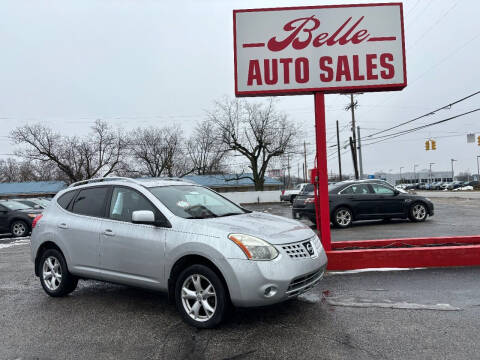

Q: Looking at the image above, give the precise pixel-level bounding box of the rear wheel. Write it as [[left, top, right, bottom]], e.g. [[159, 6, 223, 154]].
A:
[[10, 220, 29, 237], [409, 202, 427, 222], [333, 207, 353, 228], [39, 249, 78, 297], [175, 264, 228, 328]]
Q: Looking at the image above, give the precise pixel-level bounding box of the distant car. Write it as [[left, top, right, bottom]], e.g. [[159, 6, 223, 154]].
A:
[[447, 181, 464, 190], [292, 179, 434, 228], [0, 200, 42, 237], [280, 183, 309, 203], [13, 198, 50, 210]]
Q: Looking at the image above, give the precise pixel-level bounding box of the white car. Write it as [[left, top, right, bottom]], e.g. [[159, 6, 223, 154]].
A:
[[280, 183, 309, 203]]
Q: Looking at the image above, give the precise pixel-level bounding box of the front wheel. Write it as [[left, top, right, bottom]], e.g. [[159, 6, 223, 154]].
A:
[[175, 264, 229, 328], [333, 207, 353, 228], [39, 249, 78, 297], [409, 203, 427, 222]]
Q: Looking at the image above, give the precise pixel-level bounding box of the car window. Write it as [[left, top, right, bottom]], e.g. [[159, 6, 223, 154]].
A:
[[301, 184, 315, 194], [0, 200, 32, 210], [57, 190, 78, 210], [340, 184, 370, 195], [149, 185, 246, 219], [71, 187, 108, 217], [371, 184, 395, 195], [109, 187, 158, 222]]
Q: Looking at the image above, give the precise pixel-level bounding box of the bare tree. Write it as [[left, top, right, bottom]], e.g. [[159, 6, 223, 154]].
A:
[[209, 97, 298, 190], [129, 125, 192, 178], [0, 158, 64, 183], [187, 119, 227, 175], [10, 120, 127, 183]]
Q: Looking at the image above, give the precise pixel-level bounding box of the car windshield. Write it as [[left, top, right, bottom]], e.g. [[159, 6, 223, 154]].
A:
[[300, 184, 314, 194], [0, 200, 32, 210], [148, 185, 247, 219]]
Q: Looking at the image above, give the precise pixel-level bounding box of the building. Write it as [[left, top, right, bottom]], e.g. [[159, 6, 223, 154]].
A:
[[0, 181, 67, 199], [373, 170, 453, 186], [0, 174, 282, 198], [183, 174, 282, 192]]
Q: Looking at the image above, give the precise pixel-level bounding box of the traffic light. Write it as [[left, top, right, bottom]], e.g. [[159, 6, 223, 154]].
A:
[[425, 140, 430, 151], [478, 136, 480, 146], [431, 140, 436, 150]]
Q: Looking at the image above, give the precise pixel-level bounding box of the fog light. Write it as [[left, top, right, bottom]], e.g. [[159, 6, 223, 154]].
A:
[[264, 286, 278, 298]]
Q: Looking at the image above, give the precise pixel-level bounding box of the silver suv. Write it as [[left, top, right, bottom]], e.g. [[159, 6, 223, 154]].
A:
[[31, 177, 327, 328]]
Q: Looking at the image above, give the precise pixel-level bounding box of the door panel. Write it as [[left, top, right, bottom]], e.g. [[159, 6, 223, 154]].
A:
[[339, 184, 376, 219], [369, 184, 404, 216], [99, 186, 166, 289]]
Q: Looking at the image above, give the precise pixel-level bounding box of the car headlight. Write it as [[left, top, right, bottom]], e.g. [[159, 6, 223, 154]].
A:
[[228, 234, 279, 261]]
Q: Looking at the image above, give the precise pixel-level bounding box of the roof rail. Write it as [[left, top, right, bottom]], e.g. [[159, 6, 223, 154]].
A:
[[68, 177, 139, 188]]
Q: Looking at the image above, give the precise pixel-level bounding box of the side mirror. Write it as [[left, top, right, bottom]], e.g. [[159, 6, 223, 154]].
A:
[[132, 210, 155, 225]]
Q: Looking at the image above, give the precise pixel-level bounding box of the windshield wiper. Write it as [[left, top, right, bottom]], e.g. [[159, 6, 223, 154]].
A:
[[216, 212, 244, 217]]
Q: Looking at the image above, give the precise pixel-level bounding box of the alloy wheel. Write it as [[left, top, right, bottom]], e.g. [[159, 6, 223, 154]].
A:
[[412, 204, 426, 220], [181, 274, 217, 322], [12, 222, 26, 236], [42, 256, 62, 291], [336, 209, 352, 226]]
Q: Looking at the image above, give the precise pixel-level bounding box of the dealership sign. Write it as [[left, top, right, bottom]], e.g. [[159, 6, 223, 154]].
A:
[[233, 3, 406, 96]]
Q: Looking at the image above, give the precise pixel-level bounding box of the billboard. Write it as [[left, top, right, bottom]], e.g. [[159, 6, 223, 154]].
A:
[[233, 3, 406, 96]]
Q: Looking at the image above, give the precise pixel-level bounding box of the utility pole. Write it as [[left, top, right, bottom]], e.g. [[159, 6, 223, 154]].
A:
[[346, 93, 359, 179], [413, 164, 418, 184], [336, 120, 342, 180], [357, 126, 364, 179], [429, 162, 435, 183], [400, 166, 404, 185], [349, 136, 359, 179], [477, 155, 480, 181], [451, 158, 457, 181], [303, 141, 308, 182], [287, 154, 291, 188]]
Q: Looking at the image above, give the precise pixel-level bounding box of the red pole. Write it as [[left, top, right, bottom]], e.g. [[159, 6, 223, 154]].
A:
[[314, 92, 332, 251]]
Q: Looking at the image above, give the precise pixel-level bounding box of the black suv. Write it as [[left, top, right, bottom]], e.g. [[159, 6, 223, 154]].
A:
[[0, 200, 42, 237], [292, 180, 434, 228]]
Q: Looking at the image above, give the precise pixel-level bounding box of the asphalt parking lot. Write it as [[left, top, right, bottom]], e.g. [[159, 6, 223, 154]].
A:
[[246, 196, 480, 241], [1, 197, 480, 359]]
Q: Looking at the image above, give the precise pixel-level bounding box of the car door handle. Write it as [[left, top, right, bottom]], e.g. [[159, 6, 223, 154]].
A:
[[58, 223, 68, 229], [103, 229, 115, 236]]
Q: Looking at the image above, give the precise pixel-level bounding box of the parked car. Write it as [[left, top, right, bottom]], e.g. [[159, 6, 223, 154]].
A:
[[447, 181, 464, 190], [31, 177, 327, 328], [280, 183, 309, 203], [0, 200, 42, 237], [292, 179, 434, 228], [430, 182, 444, 190], [13, 198, 50, 209]]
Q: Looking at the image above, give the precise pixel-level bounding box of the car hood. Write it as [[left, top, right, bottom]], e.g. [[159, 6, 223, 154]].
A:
[[199, 211, 315, 245]]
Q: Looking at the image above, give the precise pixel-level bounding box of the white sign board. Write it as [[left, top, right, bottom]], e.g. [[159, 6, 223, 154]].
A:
[[233, 3, 406, 96]]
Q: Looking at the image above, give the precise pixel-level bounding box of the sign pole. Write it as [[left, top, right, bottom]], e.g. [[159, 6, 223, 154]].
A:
[[314, 92, 331, 251]]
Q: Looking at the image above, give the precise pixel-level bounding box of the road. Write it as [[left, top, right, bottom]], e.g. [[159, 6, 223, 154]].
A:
[[1, 197, 480, 359], [246, 197, 480, 241]]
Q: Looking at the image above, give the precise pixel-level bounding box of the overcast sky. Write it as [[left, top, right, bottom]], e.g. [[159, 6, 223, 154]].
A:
[[1, 0, 479, 177]]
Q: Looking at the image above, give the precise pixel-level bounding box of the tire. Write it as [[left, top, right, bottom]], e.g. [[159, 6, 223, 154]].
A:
[[10, 220, 29, 237], [409, 202, 428, 222], [39, 248, 78, 297], [175, 264, 229, 328], [333, 207, 353, 228]]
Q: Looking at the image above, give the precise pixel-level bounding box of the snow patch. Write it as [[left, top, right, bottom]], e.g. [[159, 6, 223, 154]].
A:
[[0, 238, 30, 250], [328, 267, 427, 275], [326, 296, 460, 311]]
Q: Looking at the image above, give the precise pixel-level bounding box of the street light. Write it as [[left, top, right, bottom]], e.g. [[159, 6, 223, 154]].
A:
[[429, 163, 435, 184], [399, 166, 404, 185], [451, 158, 457, 181], [413, 164, 419, 184]]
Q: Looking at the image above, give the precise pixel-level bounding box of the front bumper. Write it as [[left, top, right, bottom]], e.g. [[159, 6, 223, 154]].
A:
[[224, 239, 328, 307]]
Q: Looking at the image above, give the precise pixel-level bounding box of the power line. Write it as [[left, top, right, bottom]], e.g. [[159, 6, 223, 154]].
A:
[[364, 91, 480, 139], [361, 108, 480, 147]]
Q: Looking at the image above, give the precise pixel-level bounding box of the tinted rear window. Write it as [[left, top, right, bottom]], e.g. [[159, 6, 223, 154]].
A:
[[57, 190, 77, 210], [71, 187, 108, 217]]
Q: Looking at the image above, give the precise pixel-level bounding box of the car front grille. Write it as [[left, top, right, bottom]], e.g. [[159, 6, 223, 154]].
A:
[[286, 267, 325, 297], [281, 242, 309, 259]]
